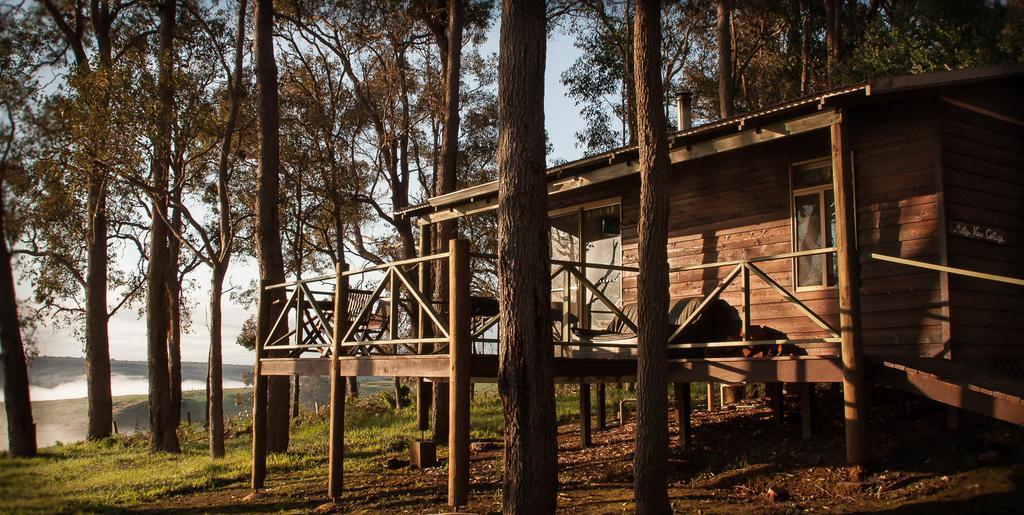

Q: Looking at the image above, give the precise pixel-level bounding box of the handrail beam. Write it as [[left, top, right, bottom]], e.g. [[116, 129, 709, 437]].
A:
[[669, 246, 836, 273], [869, 252, 1024, 287]]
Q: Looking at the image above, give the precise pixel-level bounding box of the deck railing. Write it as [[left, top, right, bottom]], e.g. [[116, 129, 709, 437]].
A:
[[260, 245, 848, 358], [665, 247, 840, 351], [260, 252, 453, 357], [867, 252, 1024, 287], [468, 253, 640, 350]]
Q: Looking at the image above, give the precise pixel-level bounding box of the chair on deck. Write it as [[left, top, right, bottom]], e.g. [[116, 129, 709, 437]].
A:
[[310, 289, 392, 357]]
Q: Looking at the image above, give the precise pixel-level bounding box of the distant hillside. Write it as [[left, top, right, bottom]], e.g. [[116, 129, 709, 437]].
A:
[[20, 356, 252, 388]]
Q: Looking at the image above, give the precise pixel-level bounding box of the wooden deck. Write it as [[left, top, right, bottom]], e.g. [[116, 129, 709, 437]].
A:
[[869, 356, 1024, 425]]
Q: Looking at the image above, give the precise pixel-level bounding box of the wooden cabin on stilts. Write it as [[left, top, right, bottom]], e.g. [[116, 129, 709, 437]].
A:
[[248, 64, 1024, 508]]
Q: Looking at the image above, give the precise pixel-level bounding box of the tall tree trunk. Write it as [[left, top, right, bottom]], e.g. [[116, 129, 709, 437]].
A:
[[41, 0, 117, 444], [623, 2, 638, 146], [496, 1, 557, 512], [203, 0, 245, 458], [147, 0, 180, 454], [432, 0, 463, 446], [167, 196, 183, 425], [717, 0, 735, 118], [206, 0, 246, 458], [0, 184, 36, 457], [800, 0, 810, 95], [85, 177, 112, 440], [253, 0, 290, 453], [209, 266, 226, 457], [632, 1, 671, 511], [823, 0, 841, 88]]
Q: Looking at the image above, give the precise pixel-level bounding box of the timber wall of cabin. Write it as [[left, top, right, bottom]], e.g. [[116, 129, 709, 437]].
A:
[[940, 81, 1024, 360], [617, 131, 843, 357], [612, 100, 955, 358], [559, 84, 1020, 360], [849, 101, 947, 358]]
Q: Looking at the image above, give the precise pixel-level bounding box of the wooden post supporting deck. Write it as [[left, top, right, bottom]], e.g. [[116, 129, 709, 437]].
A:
[[416, 225, 432, 431], [448, 239, 471, 508], [770, 383, 785, 423], [328, 263, 349, 500], [831, 118, 869, 465], [674, 382, 691, 448], [596, 383, 607, 430], [799, 383, 814, 439], [579, 383, 592, 448], [251, 280, 268, 491]]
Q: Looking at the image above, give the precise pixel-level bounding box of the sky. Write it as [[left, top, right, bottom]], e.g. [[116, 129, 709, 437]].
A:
[[19, 25, 590, 368]]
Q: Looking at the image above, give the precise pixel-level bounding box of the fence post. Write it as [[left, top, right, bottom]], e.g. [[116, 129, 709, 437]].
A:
[[800, 383, 814, 439], [448, 238, 471, 508], [831, 117, 868, 465], [328, 263, 349, 501], [250, 279, 268, 492]]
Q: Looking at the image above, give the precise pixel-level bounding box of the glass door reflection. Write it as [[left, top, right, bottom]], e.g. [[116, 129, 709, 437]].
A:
[[549, 202, 621, 342]]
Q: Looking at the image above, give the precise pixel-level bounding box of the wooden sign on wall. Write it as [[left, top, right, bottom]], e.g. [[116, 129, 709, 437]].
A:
[[950, 221, 1008, 245]]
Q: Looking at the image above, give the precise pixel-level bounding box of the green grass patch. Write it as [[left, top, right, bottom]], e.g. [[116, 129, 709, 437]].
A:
[[0, 382, 703, 513]]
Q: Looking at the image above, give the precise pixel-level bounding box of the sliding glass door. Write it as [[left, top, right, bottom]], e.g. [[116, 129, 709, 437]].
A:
[[549, 201, 622, 338]]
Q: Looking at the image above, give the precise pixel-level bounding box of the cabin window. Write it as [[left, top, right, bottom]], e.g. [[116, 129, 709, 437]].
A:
[[792, 159, 837, 289], [550, 200, 622, 334]]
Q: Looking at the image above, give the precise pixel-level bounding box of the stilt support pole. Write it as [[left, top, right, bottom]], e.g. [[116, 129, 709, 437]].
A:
[[448, 239, 471, 508], [832, 118, 868, 465], [770, 383, 785, 424], [417, 224, 432, 431], [800, 383, 814, 439], [674, 382, 691, 448], [579, 383, 592, 448], [251, 280, 268, 491], [328, 263, 349, 500]]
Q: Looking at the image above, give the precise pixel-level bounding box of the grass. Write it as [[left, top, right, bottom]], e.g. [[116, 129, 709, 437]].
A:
[[3, 382, 1020, 513], [0, 381, 654, 513]]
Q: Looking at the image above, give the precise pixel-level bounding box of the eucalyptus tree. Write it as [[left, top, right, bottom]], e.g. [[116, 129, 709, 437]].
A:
[[160, 0, 254, 457], [252, 0, 293, 453], [28, 0, 151, 441], [716, 0, 733, 117], [495, 0, 557, 511], [632, 0, 671, 510], [560, 1, 709, 154], [276, 0, 494, 421], [143, 0, 181, 453], [0, 8, 38, 457]]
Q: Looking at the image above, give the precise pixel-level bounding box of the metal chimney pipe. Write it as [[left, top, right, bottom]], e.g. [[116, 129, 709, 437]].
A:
[[675, 90, 693, 130]]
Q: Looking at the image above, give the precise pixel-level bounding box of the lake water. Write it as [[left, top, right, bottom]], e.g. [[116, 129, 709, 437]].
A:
[[1, 376, 245, 451]]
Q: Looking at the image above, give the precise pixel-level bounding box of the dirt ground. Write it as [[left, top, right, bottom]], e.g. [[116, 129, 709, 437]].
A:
[[140, 389, 1024, 514]]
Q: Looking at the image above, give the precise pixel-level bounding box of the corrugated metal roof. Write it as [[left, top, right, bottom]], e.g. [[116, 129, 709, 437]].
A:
[[398, 63, 1024, 219]]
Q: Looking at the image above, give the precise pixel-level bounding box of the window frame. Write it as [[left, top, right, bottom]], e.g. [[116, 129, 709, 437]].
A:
[[790, 157, 837, 292]]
